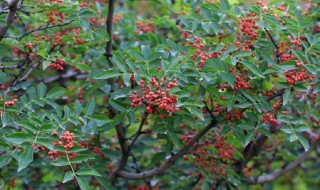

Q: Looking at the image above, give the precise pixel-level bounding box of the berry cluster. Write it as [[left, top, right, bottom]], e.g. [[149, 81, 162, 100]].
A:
[[25, 42, 33, 49], [240, 13, 259, 40], [47, 10, 66, 25], [80, 2, 87, 7], [47, 59, 65, 71], [189, 37, 209, 67], [214, 134, 234, 161], [129, 78, 180, 116], [235, 73, 250, 90], [284, 69, 306, 85], [187, 133, 233, 179], [113, 14, 123, 24], [59, 131, 75, 150], [225, 109, 245, 121], [4, 99, 18, 107], [136, 20, 155, 33], [277, 2, 287, 11], [261, 110, 279, 126], [272, 100, 281, 110]]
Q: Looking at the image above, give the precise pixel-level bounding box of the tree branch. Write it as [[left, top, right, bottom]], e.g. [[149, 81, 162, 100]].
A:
[[105, 0, 115, 57], [0, 0, 20, 42], [11, 20, 74, 41], [129, 113, 148, 149], [117, 119, 218, 180], [248, 141, 317, 184], [264, 28, 283, 64]]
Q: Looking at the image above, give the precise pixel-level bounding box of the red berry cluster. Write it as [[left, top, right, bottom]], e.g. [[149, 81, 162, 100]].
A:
[[277, 3, 287, 11], [47, 10, 66, 25], [235, 40, 254, 51], [261, 110, 279, 126], [225, 109, 245, 121], [25, 43, 33, 49], [129, 78, 180, 116], [284, 69, 306, 85], [305, 83, 318, 105], [214, 134, 234, 161], [187, 133, 233, 179], [272, 100, 281, 110], [240, 13, 259, 40], [59, 131, 75, 150], [4, 99, 18, 107], [80, 2, 87, 7], [256, 1, 264, 7], [38, 28, 84, 46], [277, 42, 295, 62], [189, 37, 210, 67], [113, 14, 123, 24], [47, 59, 65, 71], [235, 73, 250, 90], [136, 20, 155, 33]]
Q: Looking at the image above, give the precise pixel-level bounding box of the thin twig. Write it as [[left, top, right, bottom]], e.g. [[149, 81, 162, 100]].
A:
[[105, 0, 115, 57]]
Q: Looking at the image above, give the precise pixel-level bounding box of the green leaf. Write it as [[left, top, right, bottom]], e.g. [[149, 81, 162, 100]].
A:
[[14, 121, 37, 132], [298, 136, 310, 151], [93, 69, 122, 79], [87, 114, 111, 126], [112, 112, 126, 126], [242, 61, 265, 78], [76, 176, 90, 190], [187, 107, 204, 121], [93, 28, 109, 40], [37, 83, 47, 98], [167, 131, 182, 148], [200, 6, 211, 20], [1, 111, 9, 127], [234, 130, 246, 146], [234, 51, 252, 58], [76, 168, 101, 177], [112, 56, 128, 73], [85, 98, 95, 115], [80, 18, 90, 31], [71, 154, 95, 163], [46, 87, 66, 99], [150, 152, 166, 165], [37, 138, 53, 150], [4, 133, 33, 144], [127, 111, 135, 126], [289, 134, 298, 142], [227, 98, 234, 112], [74, 100, 82, 116], [18, 144, 34, 172], [220, 0, 230, 11], [141, 45, 151, 59], [219, 73, 235, 88], [283, 90, 293, 105], [63, 171, 75, 183], [295, 125, 308, 132], [43, 60, 51, 70], [79, 10, 96, 18], [51, 157, 69, 166], [0, 155, 11, 167]]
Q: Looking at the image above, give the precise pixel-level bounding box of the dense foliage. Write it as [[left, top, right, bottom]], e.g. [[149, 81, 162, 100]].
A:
[[0, 0, 320, 189]]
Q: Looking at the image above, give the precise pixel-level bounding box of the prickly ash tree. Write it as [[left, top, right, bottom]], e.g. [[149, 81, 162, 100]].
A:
[[0, 0, 320, 189]]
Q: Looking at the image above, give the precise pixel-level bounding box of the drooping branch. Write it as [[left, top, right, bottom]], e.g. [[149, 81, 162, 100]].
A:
[[248, 141, 317, 184], [129, 114, 148, 148], [0, 0, 20, 42], [264, 28, 283, 63], [12, 20, 74, 41], [105, 0, 115, 58], [117, 119, 218, 180]]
